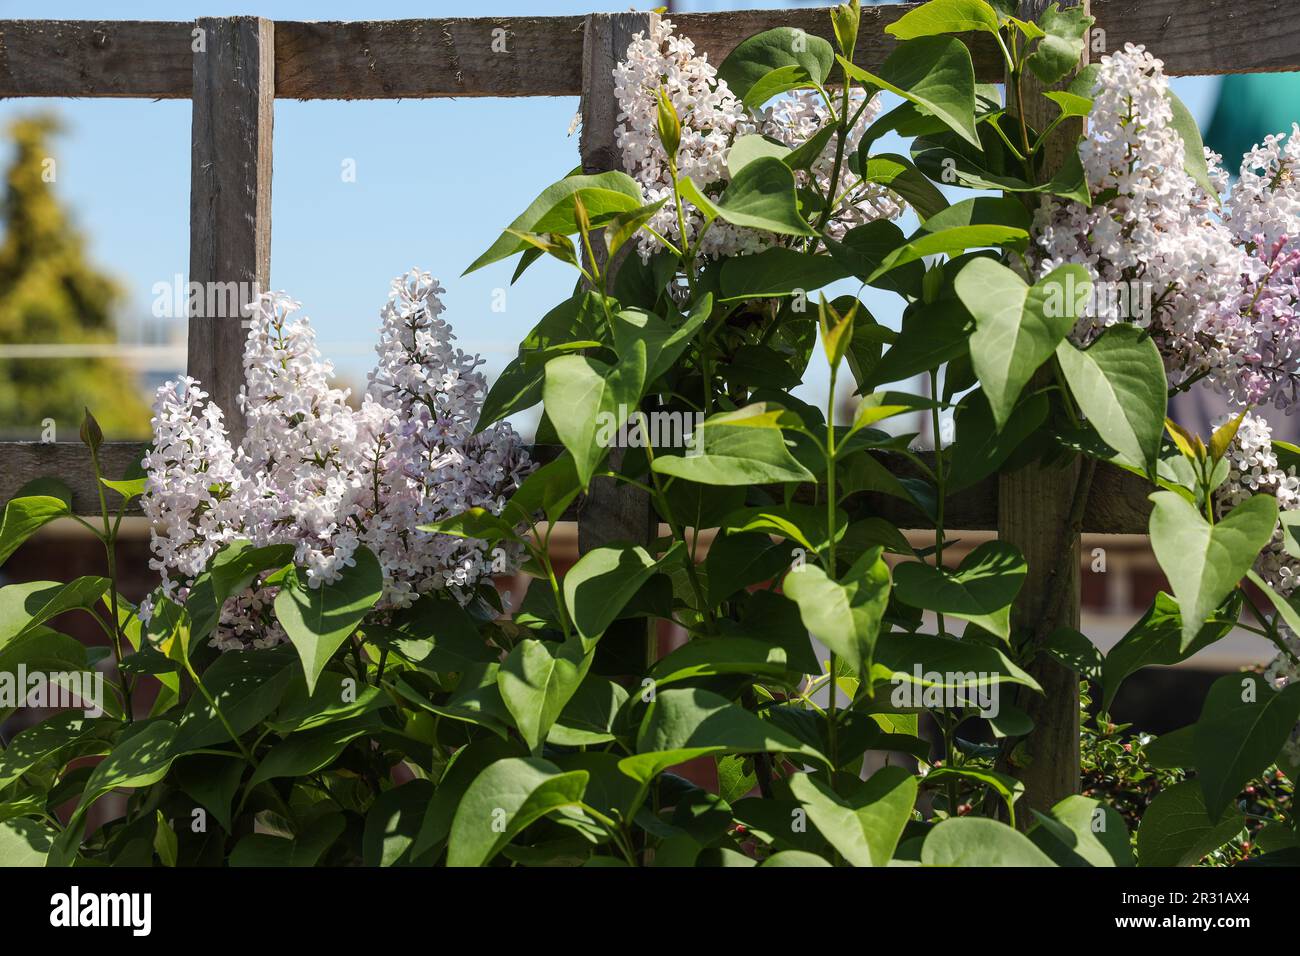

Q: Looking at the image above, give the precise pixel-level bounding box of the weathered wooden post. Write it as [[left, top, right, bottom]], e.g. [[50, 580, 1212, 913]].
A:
[[997, 0, 1092, 823], [575, 12, 659, 558], [188, 16, 275, 448]]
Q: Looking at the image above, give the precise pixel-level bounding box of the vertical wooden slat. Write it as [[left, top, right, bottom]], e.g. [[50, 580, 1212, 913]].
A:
[[188, 16, 274, 448], [997, 0, 1091, 823], [575, 12, 658, 556]]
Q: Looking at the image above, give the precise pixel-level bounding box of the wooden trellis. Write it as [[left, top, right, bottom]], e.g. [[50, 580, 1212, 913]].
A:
[[0, 0, 1296, 818]]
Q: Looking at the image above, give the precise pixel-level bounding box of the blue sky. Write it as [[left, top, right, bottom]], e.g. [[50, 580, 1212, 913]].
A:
[[0, 0, 1223, 432]]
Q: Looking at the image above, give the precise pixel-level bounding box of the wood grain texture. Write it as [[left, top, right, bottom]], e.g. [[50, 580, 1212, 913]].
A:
[[188, 17, 274, 451], [274, 17, 586, 99], [2, 2, 1296, 99], [994, 0, 1090, 826], [0, 20, 193, 97], [0, 442, 147, 515], [575, 12, 660, 559]]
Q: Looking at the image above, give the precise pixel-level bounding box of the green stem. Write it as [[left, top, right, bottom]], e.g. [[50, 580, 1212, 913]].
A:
[[929, 369, 947, 637], [184, 659, 255, 765], [643, 430, 715, 634], [825, 364, 840, 778], [89, 442, 134, 723]]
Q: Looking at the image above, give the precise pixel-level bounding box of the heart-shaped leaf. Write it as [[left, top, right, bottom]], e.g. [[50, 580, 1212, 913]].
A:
[[274, 546, 383, 694], [893, 541, 1027, 641], [956, 259, 1082, 429], [1056, 324, 1167, 477], [1147, 491, 1277, 650], [782, 547, 891, 676]]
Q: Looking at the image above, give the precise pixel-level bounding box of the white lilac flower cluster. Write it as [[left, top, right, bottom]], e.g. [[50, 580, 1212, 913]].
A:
[[142, 269, 530, 650], [1033, 44, 1300, 413], [1212, 411, 1300, 763], [612, 17, 901, 263]]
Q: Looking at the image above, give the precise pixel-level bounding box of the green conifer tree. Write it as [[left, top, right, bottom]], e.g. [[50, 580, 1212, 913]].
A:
[[0, 114, 151, 439]]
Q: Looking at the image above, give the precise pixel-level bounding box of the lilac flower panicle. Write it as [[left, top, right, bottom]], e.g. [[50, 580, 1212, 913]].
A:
[[1212, 412, 1300, 764], [612, 17, 902, 263], [1033, 45, 1300, 413], [142, 269, 530, 651]]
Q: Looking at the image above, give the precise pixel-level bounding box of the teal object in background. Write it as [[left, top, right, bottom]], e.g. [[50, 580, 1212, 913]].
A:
[[1204, 73, 1300, 170]]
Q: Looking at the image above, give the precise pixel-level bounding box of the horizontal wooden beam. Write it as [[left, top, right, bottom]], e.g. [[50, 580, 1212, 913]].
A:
[[0, 442, 148, 516], [0, 441, 1154, 533], [2, 1, 1296, 100]]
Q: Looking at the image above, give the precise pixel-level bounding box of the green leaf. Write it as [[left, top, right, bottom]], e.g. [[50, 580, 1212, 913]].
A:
[[1055, 324, 1167, 477], [727, 134, 792, 177], [956, 259, 1080, 429], [0, 817, 56, 866], [652, 404, 814, 486], [611, 295, 712, 384], [720, 247, 851, 300], [743, 64, 820, 109], [418, 507, 518, 544], [633, 688, 827, 768], [246, 716, 381, 789], [413, 738, 522, 858], [466, 172, 643, 274], [447, 757, 589, 867], [875, 631, 1042, 692], [716, 27, 835, 102], [1024, 2, 1093, 85], [363, 780, 433, 866], [0, 577, 110, 650], [0, 712, 111, 792], [787, 766, 917, 866], [172, 648, 297, 753], [862, 154, 950, 221], [543, 341, 647, 491], [368, 593, 494, 674], [75, 720, 179, 820], [0, 478, 72, 566], [924, 766, 1023, 820], [1167, 89, 1219, 202], [705, 532, 798, 605], [948, 388, 1049, 492], [761, 849, 832, 867], [1029, 794, 1134, 866], [563, 542, 680, 645], [782, 547, 891, 676], [713, 157, 816, 237], [273, 547, 383, 694], [604, 198, 670, 260], [838, 37, 980, 147], [498, 637, 593, 752], [173, 753, 245, 833], [922, 817, 1057, 866], [893, 541, 1026, 641], [724, 503, 846, 555], [1147, 491, 1277, 650], [229, 813, 346, 867], [1100, 591, 1237, 712], [548, 675, 629, 746], [869, 226, 1027, 283], [884, 0, 1002, 38], [1192, 673, 1300, 820], [651, 635, 803, 687], [1136, 780, 1245, 867], [864, 301, 971, 389]]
